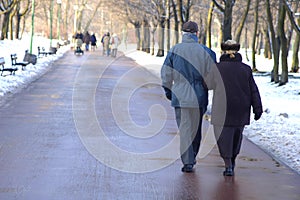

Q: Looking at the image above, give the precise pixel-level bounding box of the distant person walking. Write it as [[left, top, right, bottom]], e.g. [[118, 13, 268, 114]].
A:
[[90, 33, 97, 51], [205, 40, 263, 176], [101, 33, 106, 55], [161, 21, 216, 173], [103, 32, 111, 56], [83, 31, 91, 51], [110, 33, 120, 57], [74, 31, 83, 51]]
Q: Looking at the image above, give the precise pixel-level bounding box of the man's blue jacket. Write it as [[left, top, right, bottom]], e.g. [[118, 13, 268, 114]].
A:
[[161, 33, 216, 110]]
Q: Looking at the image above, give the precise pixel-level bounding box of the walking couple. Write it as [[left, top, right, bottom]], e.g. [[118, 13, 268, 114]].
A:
[[161, 21, 263, 176]]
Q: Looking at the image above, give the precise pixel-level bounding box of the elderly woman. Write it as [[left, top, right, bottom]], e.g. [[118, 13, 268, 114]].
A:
[[205, 40, 263, 176], [110, 33, 120, 57]]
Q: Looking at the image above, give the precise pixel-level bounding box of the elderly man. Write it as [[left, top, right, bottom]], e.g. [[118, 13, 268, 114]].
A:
[[161, 21, 216, 173]]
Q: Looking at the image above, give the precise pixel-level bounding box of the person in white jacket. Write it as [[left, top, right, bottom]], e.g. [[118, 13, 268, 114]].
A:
[[110, 33, 120, 57]]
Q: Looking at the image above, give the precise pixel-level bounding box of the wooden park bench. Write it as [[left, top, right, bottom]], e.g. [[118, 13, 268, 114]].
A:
[[10, 53, 30, 70], [57, 40, 69, 48], [0, 57, 18, 76], [38, 46, 57, 57], [10, 51, 37, 71]]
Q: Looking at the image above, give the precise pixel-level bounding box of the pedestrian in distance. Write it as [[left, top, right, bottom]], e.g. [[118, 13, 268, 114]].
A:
[[103, 32, 111, 56], [110, 33, 120, 57], [161, 21, 217, 173], [83, 31, 91, 51], [101, 33, 106, 55], [74, 30, 84, 54], [205, 39, 263, 176], [90, 33, 97, 51]]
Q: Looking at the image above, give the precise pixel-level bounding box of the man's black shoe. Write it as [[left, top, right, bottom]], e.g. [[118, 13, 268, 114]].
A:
[[231, 158, 236, 172], [223, 167, 234, 176], [181, 164, 194, 173]]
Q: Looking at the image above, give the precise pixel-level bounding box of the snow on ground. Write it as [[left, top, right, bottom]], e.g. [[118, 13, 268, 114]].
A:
[[0, 35, 69, 99], [0, 38, 299, 174]]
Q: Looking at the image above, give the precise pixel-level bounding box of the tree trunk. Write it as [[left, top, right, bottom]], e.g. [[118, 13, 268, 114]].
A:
[[9, 8, 15, 40], [278, 1, 288, 86], [177, 0, 184, 30], [256, 31, 263, 55], [1, 12, 10, 40], [77, 9, 83, 32], [64, 0, 70, 40], [235, 0, 251, 43], [166, 0, 171, 51], [15, 0, 30, 40], [156, 19, 165, 57], [199, 18, 206, 45], [20, 15, 26, 39], [15, 13, 21, 39], [252, 0, 259, 71], [146, 24, 151, 53], [263, 25, 272, 59], [266, 0, 280, 83], [206, 2, 214, 48], [214, 17, 223, 49], [142, 18, 150, 53], [172, 0, 179, 44], [185, 0, 191, 21], [83, 1, 101, 35], [151, 28, 157, 56], [134, 22, 141, 50], [291, 17, 300, 73], [245, 27, 250, 62], [223, 1, 234, 41]]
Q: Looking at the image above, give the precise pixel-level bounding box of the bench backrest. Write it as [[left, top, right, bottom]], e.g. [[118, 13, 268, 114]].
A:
[[37, 46, 44, 52], [24, 53, 37, 65], [0, 57, 5, 65], [10, 54, 17, 65], [0, 57, 5, 70]]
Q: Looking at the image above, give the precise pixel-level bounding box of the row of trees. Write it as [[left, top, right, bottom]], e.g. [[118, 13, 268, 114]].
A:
[[1, 0, 300, 85]]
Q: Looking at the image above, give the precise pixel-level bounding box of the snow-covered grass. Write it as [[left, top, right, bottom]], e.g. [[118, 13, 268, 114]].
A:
[[0, 38, 299, 174], [0, 35, 69, 99]]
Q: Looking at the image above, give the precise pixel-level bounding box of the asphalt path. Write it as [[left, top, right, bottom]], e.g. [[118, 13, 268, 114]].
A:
[[0, 48, 299, 199]]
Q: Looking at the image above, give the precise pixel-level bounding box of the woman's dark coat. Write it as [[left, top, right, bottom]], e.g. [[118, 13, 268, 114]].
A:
[[90, 34, 97, 46], [205, 53, 263, 126]]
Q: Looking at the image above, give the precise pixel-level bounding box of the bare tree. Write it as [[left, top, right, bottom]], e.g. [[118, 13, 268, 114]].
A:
[[212, 0, 236, 41], [0, 0, 16, 40], [14, 0, 30, 39], [83, 1, 102, 32], [266, 0, 280, 83], [206, 2, 214, 48], [171, 0, 179, 44], [252, 0, 259, 71], [291, 15, 300, 72], [142, 16, 151, 53], [234, 0, 251, 43], [277, 0, 288, 86], [125, 1, 142, 50], [262, 23, 272, 59], [284, 0, 300, 73]]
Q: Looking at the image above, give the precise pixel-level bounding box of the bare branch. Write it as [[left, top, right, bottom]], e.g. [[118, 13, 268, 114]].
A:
[[211, 0, 225, 13], [284, 0, 300, 35]]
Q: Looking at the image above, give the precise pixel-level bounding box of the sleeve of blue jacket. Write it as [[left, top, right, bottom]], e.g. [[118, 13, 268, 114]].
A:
[[161, 51, 174, 100], [201, 44, 217, 63]]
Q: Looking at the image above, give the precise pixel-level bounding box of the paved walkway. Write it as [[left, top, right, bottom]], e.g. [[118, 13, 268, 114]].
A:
[[0, 48, 299, 200]]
